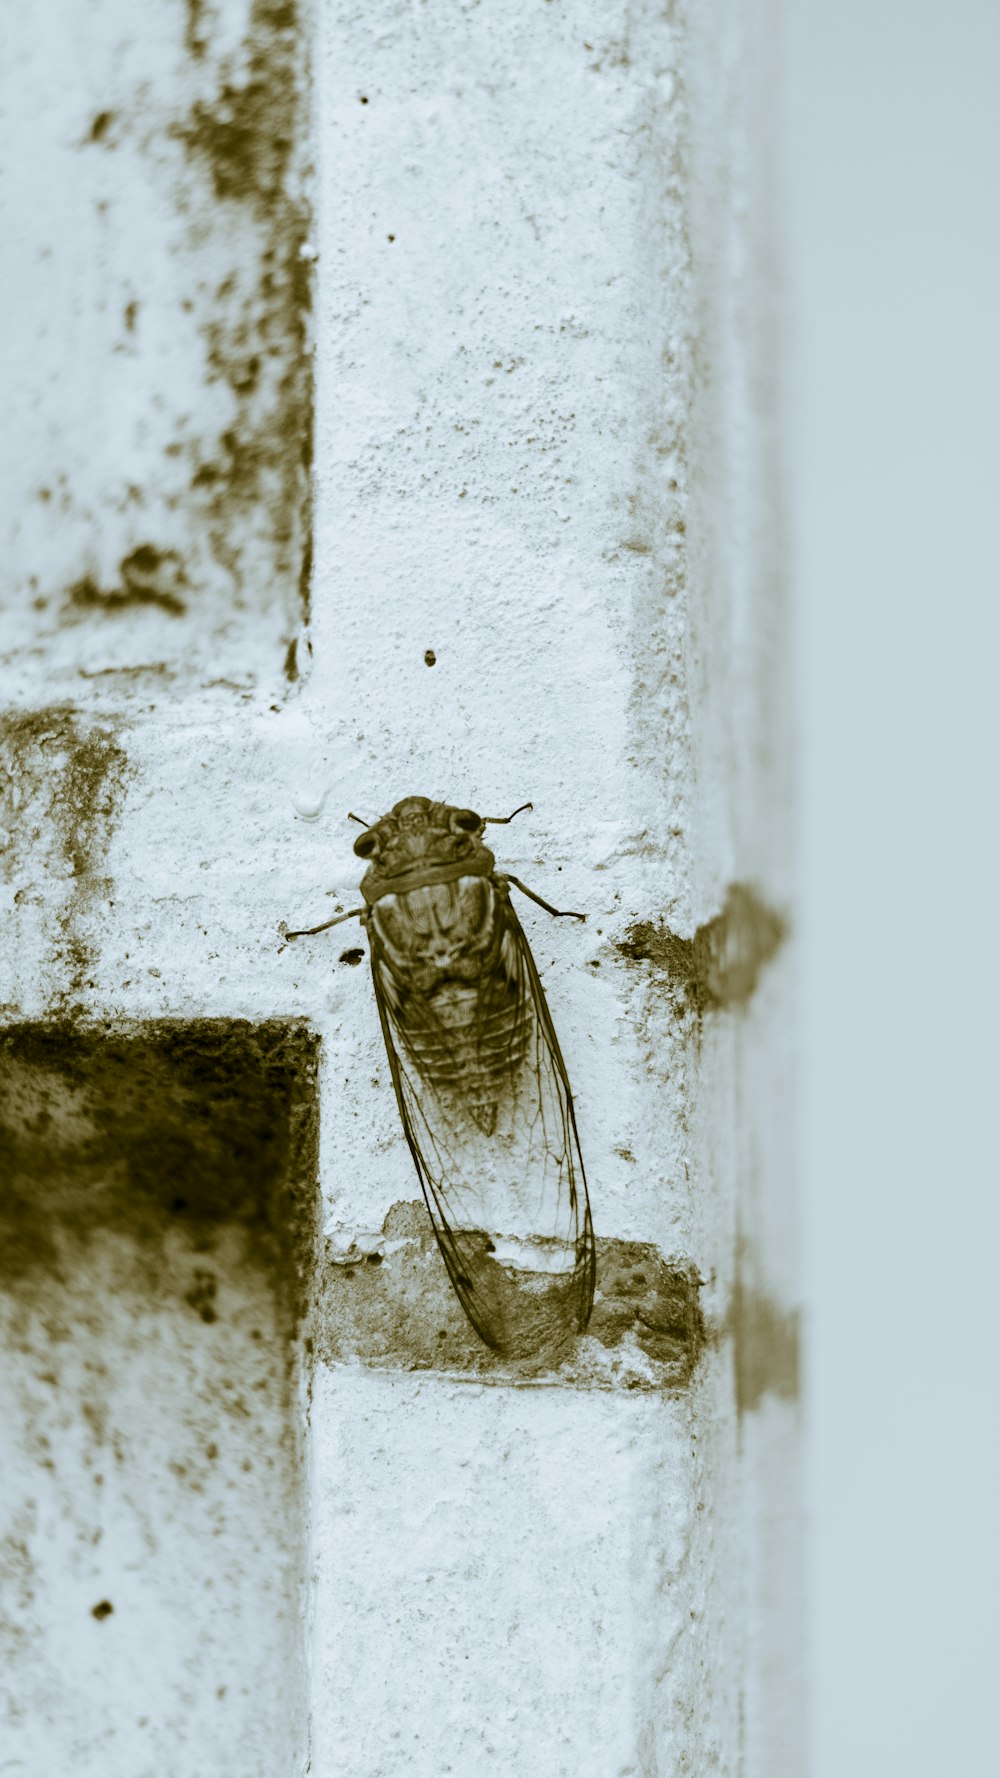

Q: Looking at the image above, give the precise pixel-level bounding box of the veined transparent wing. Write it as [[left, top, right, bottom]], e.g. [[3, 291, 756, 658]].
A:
[[369, 885, 595, 1358]]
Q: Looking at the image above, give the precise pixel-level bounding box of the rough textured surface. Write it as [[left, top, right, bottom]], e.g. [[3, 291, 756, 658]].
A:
[[0, 0, 798, 1772], [0, 1020, 319, 1309], [318, 1199, 707, 1389], [0, 0, 312, 697], [312, 1368, 727, 1778], [618, 883, 787, 1018], [1, 710, 133, 1010], [0, 1020, 318, 1776]]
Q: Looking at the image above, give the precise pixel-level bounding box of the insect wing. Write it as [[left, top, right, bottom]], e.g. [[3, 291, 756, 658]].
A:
[[369, 889, 595, 1358]]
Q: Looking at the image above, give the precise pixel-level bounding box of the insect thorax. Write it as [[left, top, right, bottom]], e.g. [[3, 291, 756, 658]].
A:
[[370, 876, 501, 990]]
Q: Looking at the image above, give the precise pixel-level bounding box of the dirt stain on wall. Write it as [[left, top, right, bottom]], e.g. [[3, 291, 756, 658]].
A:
[[0, 710, 132, 1006], [0, 1019, 318, 1761], [616, 884, 786, 1019], [9, 2, 313, 681], [68, 547, 189, 619], [0, 1019, 319, 1326], [172, 0, 314, 630], [316, 1200, 707, 1391]]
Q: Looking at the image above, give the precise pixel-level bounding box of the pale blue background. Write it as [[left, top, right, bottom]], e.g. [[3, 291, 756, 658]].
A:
[[786, 1, 1000, 1772]]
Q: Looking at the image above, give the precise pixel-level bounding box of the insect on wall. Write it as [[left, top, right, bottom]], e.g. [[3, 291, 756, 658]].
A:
[[284, 797, 595, 1360]]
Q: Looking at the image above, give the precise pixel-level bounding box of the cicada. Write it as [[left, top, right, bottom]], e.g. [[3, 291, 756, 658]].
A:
[[286, 797, 596, 1358]]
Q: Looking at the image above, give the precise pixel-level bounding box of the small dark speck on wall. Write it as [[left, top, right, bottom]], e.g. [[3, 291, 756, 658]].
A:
[[360, 95, 369, 104], [387, 234, 395, 242], [423, 649, 436, 666], [89, 111, 114, 144], [92, 1600, 114, 1620], [339, 948, 365, 967]]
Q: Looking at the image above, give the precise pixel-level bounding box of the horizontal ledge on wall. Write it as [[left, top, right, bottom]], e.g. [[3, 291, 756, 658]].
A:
[[317, 1200, 708, 1393]]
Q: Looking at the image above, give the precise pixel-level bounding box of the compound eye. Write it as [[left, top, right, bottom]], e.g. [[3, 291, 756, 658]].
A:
[[353, 831, 379, 859], [450, 808, 481, 834]]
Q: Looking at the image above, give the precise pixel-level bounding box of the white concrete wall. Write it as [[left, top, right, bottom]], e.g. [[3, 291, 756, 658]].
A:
[[0, 1, 797, 1773], [0, 0, 311, 695]]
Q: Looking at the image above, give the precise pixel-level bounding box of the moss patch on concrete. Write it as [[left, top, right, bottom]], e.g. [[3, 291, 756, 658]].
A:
[[0, 708, 130, 882], [0, 1020, 320, 1328], [617, 884, 786, 1017], [174, 0, 313, 625], [67, 547, 189, 619], [315, 1200, 707, 1391], [1, 708, 132, 1005]]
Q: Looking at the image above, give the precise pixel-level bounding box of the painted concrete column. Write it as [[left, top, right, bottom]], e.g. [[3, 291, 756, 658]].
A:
[[0, 2, 798, 1774], [305, 5, 798, 1770]]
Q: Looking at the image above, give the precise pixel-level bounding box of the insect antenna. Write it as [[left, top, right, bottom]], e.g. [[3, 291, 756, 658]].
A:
[[482, 801, 533, 825], [347, 811, 371, 828]]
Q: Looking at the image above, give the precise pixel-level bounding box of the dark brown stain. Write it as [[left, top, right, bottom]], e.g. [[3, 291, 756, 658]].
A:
[[315, 1201, 706, 1390], [60, 735, 129, 881], [589, 1240, 705, 1379], [45, 3, 312, 669], [730, 1253, 800, 1416], [0, 1025, 316, 1712], [184, 0, 209, 59], [0, 710, 128, 876], [68, 545, 188, 619], [79, 663, 173, 682], [185, 1268, 220, 1323], [173, 0, 313, 627], [0, 1020, 320, 1330], [1, 710, 131, 1005], [617, 884, 786, 1017]]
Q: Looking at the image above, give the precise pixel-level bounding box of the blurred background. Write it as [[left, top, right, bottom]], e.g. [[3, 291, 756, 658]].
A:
[[785, 1, 1000, 1771]]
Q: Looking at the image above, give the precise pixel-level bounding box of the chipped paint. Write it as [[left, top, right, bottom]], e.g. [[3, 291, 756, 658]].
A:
[[316, 1201, 707, 1391], [617, 884, 786, 1017]]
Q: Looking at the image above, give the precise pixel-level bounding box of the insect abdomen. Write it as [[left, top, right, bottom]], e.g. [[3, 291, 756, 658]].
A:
[[371, 878, 530, 1130], [404, 981, 530, 1132]]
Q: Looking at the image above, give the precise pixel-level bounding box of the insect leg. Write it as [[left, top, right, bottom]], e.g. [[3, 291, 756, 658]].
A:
[[482, 801, 533, 825], [284, 907, 365, 939], [504, 876, 586, 920]]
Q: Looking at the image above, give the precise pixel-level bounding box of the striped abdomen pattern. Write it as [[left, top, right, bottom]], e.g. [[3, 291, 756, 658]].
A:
[[370, 877, 532, 1130]]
